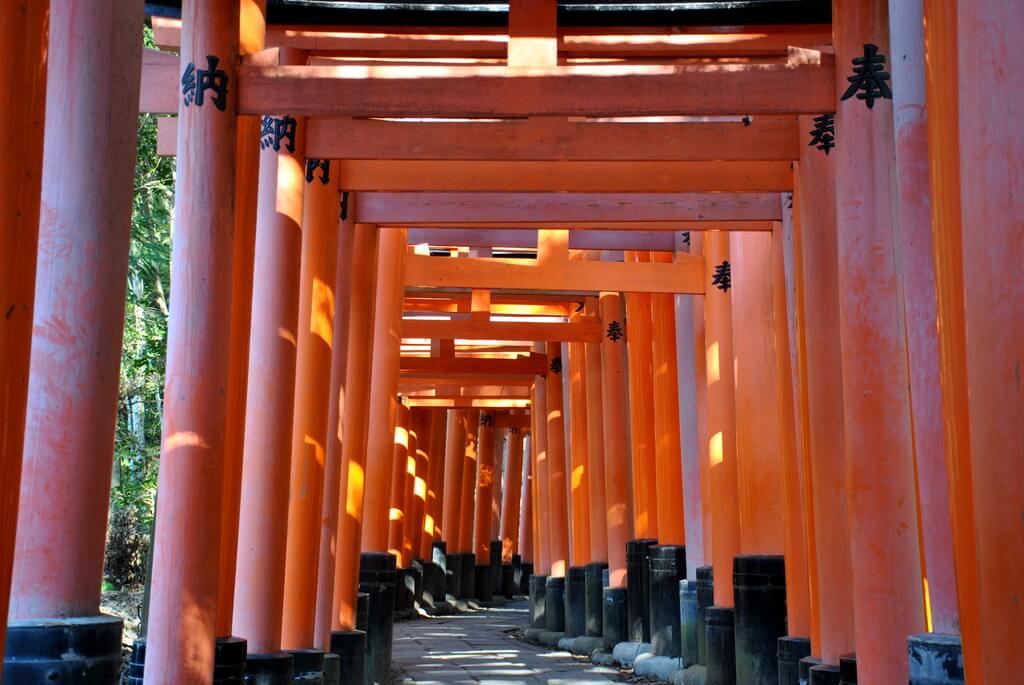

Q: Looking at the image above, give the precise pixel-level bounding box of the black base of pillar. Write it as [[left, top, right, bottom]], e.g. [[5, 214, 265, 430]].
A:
[[520, 562, 534, 596], [245, 652, 294, 685], [215, 636, 247, 683], [489, 540, 503, 594], [626, 538, 658, 643], [501, 564, 516, 598], [445, 553, 462, 599], [359, 551, 397, 685], [459, 553, 477, 600], [323, 652, 341, 685], [394, 568, 412, 612], [289, 648, 326, 684], [913, 634, 958, 679], [418, 560, 442, 607], [839, 653, 858, 685], [584, 562, 608, 638], [529, 575, 548, 628], [695, 565, 714, 665], [356, 591, 370, 633], [408, 560, 425, 607], [809, 664, 841, 685], [705, 606, 736, 685], [475, 565, 494, 602], [650, 545, 687, 657], [680, 580, 699, 666], [330, 630, 367, 685], [777, 636, 811, 685], [564, 566, 587, 637], [798, 657, 822, 685], [3, 615, 123, 685], [733, 555, 787, 685], [602, 587, 629, 649], [545, 576, 567, 633]]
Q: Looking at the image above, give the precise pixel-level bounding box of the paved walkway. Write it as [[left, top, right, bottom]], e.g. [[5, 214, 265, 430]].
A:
[[392, 601, 625, 684]]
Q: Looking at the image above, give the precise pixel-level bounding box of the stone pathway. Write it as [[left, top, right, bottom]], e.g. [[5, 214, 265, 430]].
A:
[[392, 601, 625, 684]]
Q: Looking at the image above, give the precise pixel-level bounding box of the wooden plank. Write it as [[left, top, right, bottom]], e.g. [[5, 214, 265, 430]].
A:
[[359, 192, 781, 224], [402, 317, 603, 342], [495, 413, 532, 429], [404, 296, 573, 316], [139, 47, 179, 116], [400, 355, 547, 376], [508, 0, 558, 67], [404, 397, 532, 408], [403, 253, 705, 294], [403, 220, 774, 231], [333, 159, 793, 192], [234, 59, 834, 117], [400, 374, 535, 386]]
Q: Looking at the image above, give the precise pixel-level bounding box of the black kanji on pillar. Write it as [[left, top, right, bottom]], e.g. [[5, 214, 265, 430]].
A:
[[841, 43, 892, 109], [480, 413, 494, 427], [712, 261, 732, 292], [339, 191, 350, 220], [808, 113, 836, 154], [260, 115, 298, 152], [550, 357, 562, 374], [605, 320, 624, 342], [305, 158, 331, 185], [181, 55, 229, 111], [680, 231, 691, 245]]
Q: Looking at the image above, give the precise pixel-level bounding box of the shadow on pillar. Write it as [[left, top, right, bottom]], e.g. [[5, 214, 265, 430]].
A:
[[3, 616, 123, 685], [839, 653, 857, 685], [733, 555, 787, 685], [585, 562, 608, 637], [359, 552, 396, 685], [777, 636, 811, 685], [649, 545, 687, 657], [909, 634, 962, 685], [489, 540, 502, 595], [519, 562, 533, 596], [705, 606, 736, 685], [459, 553, 476, 600], [475, 565, 494, 602], [695, 566, 713, 665], [330, 629, 366, 685], [626, 538, 658, 643], [123, 635, 248, 685]]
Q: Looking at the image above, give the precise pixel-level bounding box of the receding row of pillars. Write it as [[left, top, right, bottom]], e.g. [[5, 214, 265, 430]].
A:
[[0, 0, 1021, 684]]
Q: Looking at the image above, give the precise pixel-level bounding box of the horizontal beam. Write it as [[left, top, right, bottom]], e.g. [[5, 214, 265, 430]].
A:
[[405, 297, 573, 316], [158, 115, 800, 161], [234, 60, 834, 117], [402, 317, 602, 342], [408, 228, 678, 250], [335, 160, 792, 192], [400, 386, 531, 397], [400, 374, 535, 386], [495, 413, 531, 430], [403, 221, 774, 231], [152, 18, 830, 58], [403, 253, 705, 294], [359, 192, 781, 224], [404, 398, 531, 408], [400, 355, 547, 376]]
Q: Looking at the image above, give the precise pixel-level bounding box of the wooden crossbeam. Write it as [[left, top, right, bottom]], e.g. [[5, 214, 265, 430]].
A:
[[403, 253, 704, 294], [400, 355, 547, 376], [157, 115, 800, 161], [400, 374, 535, 386], [404, 397, 532, 408], [141, 55, 834, 117], [152, 17, 830, 59], [404, 221, 773, 231], [404, 296, 573, 316], [495, 413, 532, 429], [359, 192, 781, 224], [402, 317, 602, 342], [406, 228, 772, 251]]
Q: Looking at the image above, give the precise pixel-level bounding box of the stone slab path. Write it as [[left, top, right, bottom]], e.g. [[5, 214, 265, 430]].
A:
[[392, 601, 625, 684]]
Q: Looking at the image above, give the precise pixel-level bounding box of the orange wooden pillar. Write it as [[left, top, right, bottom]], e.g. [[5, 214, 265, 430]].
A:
[[421, 410, 447, 560], [500, 427, 526, 562], [566, 328, 592, 567], [624, 253, 659, 540], [281, 160, 340, 648], [703, 231, 741, 608], [331, 223, 379, 631], [729, 233, 785, 555], [531, 369, 552, 575], [889, 0, 958, 636], [387, 403, 412, 566], [545, 346, 571, 578], [770, 224, 812, 639], [650, 252, 686, 546], [833, 1, 926, 680], [518, 431, 535, 565], [232, 58, 308, 655], [489, 419, 504, 544], [215, 0, 267, 638], [689, 234, 714, 567], [145, 0, 239, 680], [673, 236, 706, 577], [441, 410, 467, 553], [458, 410, 481, 555], [0, 2, 48, 674], [795, 140, 854, 663], [360, 228, 408, 553], [10, 0, 142, 623], [928, 2, 1023, 682], [473, 412, 498, 562], [598, 291, 635, 587], [313, 197, 357, 649], [407, 409, 428, 563], [584, 298, 609, 563]]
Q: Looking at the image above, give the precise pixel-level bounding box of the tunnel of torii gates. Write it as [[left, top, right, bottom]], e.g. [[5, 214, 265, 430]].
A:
[[0, 0, 1020, 684]]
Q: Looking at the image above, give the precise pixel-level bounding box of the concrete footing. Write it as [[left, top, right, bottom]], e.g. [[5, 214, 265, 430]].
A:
[[908, 634, 962, 685], [778, 636, 811, 685], [330, 629, 366, 685], [359, 551, 396, 685], [695, 566, 713, 666], [323, 652, 341, 685], [602, 587, 629, 649], [288, 648, 326, 684], [809, 664, 841, 685], [529, 575, 548, 628], [612, 640, 651, 668], [564, 566, 587, 637], [634, 652, 684, 680], [545, 576, 567, 632], [585, 562, 608, 637], [649, 545, 687, 657], [733, 555, 787, 685], [626, 538, 658, 643], [839, 653, 857, 685], [679, 580, 699, 666], [3, 615, 124, 685], [799, 657, 822, 685], [245, 652, 294, 685], [705, 606, 736, 685]]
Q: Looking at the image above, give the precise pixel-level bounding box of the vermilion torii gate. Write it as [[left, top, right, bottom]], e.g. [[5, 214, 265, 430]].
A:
[[0, 1, 1020, 685]]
